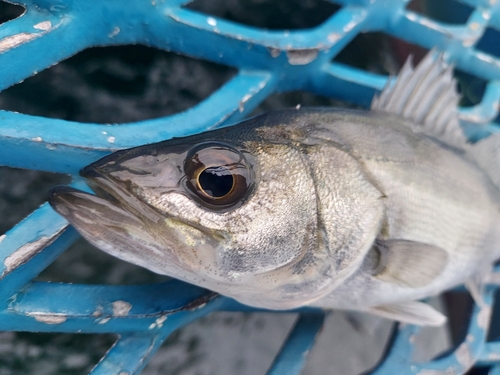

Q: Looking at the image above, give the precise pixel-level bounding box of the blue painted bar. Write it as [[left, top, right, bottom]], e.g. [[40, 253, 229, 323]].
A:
[[267, 312, 326, 375]]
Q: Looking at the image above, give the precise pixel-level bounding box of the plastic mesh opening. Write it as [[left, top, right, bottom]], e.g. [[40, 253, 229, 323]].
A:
[[0, 167, 69, 235], [0, 332, 116, 375], [476, 27, 500, 59], [184, 0, 340, 30], [0, 45, 237, 123], [0, 1, 25, 25], [407, 0, 474, 25]]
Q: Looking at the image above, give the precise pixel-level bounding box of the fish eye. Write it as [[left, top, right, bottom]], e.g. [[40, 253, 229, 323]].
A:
[[183, 142, 254, 209]]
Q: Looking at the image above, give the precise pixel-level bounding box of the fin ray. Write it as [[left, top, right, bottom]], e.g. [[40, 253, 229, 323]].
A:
[[368, 301, 447, 326], [371, 50, 467, 148]]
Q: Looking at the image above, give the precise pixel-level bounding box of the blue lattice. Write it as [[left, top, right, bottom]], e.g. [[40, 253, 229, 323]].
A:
[[1, 0, 500, 374]]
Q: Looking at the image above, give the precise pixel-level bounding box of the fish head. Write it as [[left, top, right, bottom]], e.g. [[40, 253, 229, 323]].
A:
[[49, 117, 338, 309]]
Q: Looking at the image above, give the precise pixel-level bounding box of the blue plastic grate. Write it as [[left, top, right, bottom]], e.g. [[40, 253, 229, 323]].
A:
[[1, 0, 500, 374]]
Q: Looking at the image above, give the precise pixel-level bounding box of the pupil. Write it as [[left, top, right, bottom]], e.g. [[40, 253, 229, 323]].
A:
[[199, 167, 233, 198]]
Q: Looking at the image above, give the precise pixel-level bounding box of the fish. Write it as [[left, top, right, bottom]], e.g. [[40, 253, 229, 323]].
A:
[[48, 51, 500, 326]]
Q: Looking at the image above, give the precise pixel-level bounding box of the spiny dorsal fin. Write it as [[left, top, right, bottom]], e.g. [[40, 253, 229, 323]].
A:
[[371, 50, 467, 148]]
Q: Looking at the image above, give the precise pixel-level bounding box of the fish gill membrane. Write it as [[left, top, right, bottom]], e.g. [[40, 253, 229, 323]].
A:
[[49, 50, 500, 327]]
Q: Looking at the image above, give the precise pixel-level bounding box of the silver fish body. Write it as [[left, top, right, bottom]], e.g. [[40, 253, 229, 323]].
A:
[[49, 53, 500, 325]]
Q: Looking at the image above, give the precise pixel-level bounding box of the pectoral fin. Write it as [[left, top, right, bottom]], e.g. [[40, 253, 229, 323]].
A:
[[372, 240, 448, 289], [368, 301, 447, 326]]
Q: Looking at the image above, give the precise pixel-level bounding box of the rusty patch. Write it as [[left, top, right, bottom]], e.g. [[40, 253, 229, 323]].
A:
[[286, 49, 319, 65], [31, 314, 67, 324], [2, 227, 64, 277], [112, 300, 132, 317]]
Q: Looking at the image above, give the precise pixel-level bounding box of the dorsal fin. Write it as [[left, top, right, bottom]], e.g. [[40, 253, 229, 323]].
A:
[[371, 50, 467, 148]]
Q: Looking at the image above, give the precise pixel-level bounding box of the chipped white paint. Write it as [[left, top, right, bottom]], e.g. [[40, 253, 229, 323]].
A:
[[33, 21, 52, 31], [268, 47, 280, 58], [406, 12, 418, 22], [46, 144, 57, 150], [108, 27, 120, 38], [239, 94, 252, 112], [156, 315, 167, 327], [0, 20, 55, 54], [0, 234, 5, 245], [343, 19, 358, 33], [328, 33, 340, 43], [456, 343, 474, 369], [0, 33, 39, 53], [98, 317, 111, 324], [32, 136, 43, 142], [112, 300, 132, 317], [107, 136, 116, 143], [482, 11, 491, 21], [207, 17, 217, 27], [418, 368, 455, 375], [295, 104, 301, 110], [3, 229, 63, 274], [32, 314, 67, 324], [101, 131, 107, 135], [477, 304, 491, 330], [286, 49, 319, 65], [148, 322, 156, 330], [118, 371, 130, 375], [469, 22, 480, 31]]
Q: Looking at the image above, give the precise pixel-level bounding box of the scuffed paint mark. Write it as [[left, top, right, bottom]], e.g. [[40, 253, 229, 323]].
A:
[[149, 314, 168, 329], [0, 20, 53, 54], [418, 368, 455, 375], [32, 136, 43, 142], [99, 317, 111, 324], [477, 304, 492, 330], [0, 33, 39, 53], [0, 234, 5, 245], [112, 300, 132, 317], [455, 343, 474, 370], [108, 136, 116, 143], [118, 372, 130, 375], [286, 49, 319, 65], [239, 94, 252, 112], [268, 47, 280, 58], [108, 27, 120, 38], [33, 21, 52, 31], [328, 33, 340, 43], [2, 228, 64, 276], [32, 314, 67, 324]]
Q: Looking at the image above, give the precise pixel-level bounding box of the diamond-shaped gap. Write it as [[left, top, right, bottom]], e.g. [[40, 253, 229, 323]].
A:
[[142, 312, 298, 375], [0, 331, 116, 375], [454, 69, 487, 107], [476, 27, 500, 59], [407, 0, 474, 25], [183, 0, 340, 30], [36, 237, 169, 284], [0, 1, 25, 25], [0, 45, 237, 123], [487, 287, 500, 342], [0, 166, 70, 235], [332, 32, 429, 76]]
